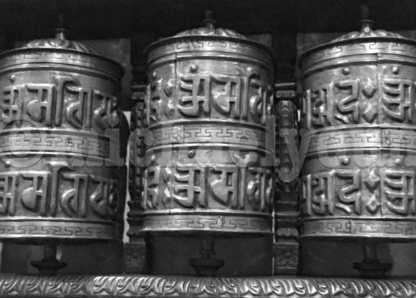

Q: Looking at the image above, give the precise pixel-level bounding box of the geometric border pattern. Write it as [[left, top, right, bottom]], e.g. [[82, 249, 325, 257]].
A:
[[0, 221, 116, 240], [1, 274, 416, 297], [305, 128, 416, 154], [303, 219, 416, 240], [149, 124, 268, 149], [143, 214, 272, 234]]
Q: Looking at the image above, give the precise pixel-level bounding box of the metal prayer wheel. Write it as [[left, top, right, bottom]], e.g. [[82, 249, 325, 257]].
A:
[[298, 9, 416, 276], [0, 28, 125, 245], [138, 17, 274, 236], [129, 12, 274, 275]]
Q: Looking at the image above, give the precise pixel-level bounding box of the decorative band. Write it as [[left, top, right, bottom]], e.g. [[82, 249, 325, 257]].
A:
[[302, 219, 416, 239], [143, 213, 272, 234], [0, 220, 116, 239]]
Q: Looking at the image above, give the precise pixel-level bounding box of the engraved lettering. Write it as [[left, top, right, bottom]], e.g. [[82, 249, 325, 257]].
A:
[[20, 171, 48, 216], [310, 172, 334, 215], [335, 169, 361, 214], [250, 80, 272, 124], [90, 175, 110, 218], [61, 173, 89, 218], [93, 90, 120, 130], [0, 173, 18, 215], [172, 164, 207, 208], [65, 86, 93, 129], [247, 167, 270, 211], [381, 78, 414, 123], [147, 78, 174, 124], [210, 166, 238, 208], [48, 162, 69, 216], [143, 165, 172, 209], [238, 66, 260, 120], [54, 76, 80, 126], [1, 84, 25, 122], [26, 83, 55, 126], [381, 169, 416, 215], [334, 79, 359, 124], [309, 83, 334, 127], [178, 75, 210, 117], [212, 74, 240, 118]]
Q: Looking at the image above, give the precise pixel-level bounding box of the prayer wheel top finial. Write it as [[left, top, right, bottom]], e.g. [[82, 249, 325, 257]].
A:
[[20, 13, 99, 54], [54, 13, 69, 41], [359, 5, 374, 33], [203, 10, 216, 29], [169, 10, 248, 39], [328, 5, 404, 42]]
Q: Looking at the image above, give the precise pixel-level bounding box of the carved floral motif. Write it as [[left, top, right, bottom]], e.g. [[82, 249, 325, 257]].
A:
[[0, 275, 415, 297]]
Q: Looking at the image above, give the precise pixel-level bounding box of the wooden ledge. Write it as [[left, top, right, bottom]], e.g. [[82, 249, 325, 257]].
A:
[[0, 274, 415, 297]]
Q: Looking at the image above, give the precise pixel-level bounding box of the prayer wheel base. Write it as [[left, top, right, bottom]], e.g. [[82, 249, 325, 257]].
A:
[[30, 244, 67, 275], [189, 236, 224, 276], [353, 261, 392, 279], [353, 242, 392, 279], [30, 260, 67, 275]]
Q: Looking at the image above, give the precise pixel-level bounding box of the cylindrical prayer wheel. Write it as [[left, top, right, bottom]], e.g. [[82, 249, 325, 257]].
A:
[[299, 21, 416, 241], [0, 29, 125, 243], [134, 19, 275, 235]]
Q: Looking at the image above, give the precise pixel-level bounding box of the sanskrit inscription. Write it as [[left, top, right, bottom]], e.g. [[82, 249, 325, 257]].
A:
[[0, 163, 118, 220], [143, 157, 272, 212], [302, 77, 416, 128], [0, 76, 120, 130], [302, 168, 416, 217], [146, 68, 272, 125]]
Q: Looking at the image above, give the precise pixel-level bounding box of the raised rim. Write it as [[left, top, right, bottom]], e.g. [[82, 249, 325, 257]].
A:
[[144, 34, 275, 60], [298, 35, 416, 69], [0, 46, 125, 78]]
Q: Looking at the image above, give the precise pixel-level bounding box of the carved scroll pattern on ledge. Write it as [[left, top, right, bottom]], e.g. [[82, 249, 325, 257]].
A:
[[1, 275, 416, 297]]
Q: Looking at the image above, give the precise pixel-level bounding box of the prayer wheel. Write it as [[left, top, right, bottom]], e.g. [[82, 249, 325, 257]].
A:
[[0, 28, 125, 245], [138, 16, 275, 236], [298, 12, 416, 276]]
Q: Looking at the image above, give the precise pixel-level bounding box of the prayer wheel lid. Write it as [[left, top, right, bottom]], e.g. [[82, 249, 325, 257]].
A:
[[298, 6, 416, 70], [174, 11, 246, 39], [330, 22, 405, 42], [0, 17, 124, 80], [22, 28, 97, 54], [145, 11, 274, 61], [21, 15, 96, 53]]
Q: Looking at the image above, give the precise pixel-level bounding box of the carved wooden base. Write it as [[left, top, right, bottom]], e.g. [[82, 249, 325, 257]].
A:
[[124, 238, 152, 274], [274, 242, 299, 275], [124, 241, 148, 274], [1, 274, 416, 297]]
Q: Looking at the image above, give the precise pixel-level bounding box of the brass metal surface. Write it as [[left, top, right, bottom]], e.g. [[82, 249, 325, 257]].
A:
[[0, 29, 125, 243], [130, 17, 275, 235], [299, 20, 416, 241]]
